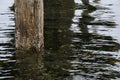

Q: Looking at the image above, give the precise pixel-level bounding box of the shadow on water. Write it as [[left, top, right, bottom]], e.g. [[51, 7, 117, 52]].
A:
[[15, 51, 44, 80], [44, 0, 120, 80], [2, 0, 120, 80]]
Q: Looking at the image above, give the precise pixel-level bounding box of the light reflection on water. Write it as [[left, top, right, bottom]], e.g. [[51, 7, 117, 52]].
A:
[[0, 0, 16, 79], [1, 0, 120, 80], [70, 0, 120, 80], [71, 0, 120, 80], [44, 0, 120, 80]]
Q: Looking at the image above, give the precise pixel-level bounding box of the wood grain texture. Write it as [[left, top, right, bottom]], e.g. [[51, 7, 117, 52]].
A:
[[15, 0, 44, 51]]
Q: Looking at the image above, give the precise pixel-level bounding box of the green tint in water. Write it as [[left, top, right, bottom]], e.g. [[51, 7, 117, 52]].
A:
[[14, 0, 120, 80], [44, 0, 120, 80]]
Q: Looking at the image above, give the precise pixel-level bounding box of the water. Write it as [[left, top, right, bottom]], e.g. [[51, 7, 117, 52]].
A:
[[44, 0, 120, 80], [0, 0, 16, 80], [1, 0, 120, 80]]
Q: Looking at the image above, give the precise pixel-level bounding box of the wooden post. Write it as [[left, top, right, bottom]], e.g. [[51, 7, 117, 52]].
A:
[[15, 0, 44, 51]]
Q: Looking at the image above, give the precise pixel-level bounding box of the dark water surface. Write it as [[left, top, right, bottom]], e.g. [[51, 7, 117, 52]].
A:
[[1, 0, 120, 80], [44, 0, 120, 80]]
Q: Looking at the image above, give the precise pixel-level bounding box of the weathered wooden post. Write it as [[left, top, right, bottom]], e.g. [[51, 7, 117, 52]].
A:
[[15, 0, 44, 51]]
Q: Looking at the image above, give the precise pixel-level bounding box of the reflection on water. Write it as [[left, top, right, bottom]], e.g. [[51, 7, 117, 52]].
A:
[[1, 0, 120, 80], [44, 0, 120, 80], [0, 0, 16, 80]]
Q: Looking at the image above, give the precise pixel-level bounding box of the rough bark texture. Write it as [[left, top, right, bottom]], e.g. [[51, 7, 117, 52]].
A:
[[15, 0, 44, 51]]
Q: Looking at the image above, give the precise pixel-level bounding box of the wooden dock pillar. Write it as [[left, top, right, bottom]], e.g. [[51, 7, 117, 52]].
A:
[[15, 0, 44, 51]]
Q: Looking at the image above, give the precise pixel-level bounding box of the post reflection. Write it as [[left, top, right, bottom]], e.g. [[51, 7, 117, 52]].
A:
[[15, 0, 120, 80], [15, 0, 74, 79], [15, 51, 44, 80], [69, 0, 120, 80], [81, 0, 89, 5]]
